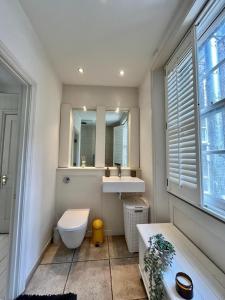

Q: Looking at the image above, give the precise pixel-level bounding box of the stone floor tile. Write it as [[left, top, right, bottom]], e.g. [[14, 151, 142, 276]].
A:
[[73, 237, 109, 261], [108, 236, 138, 259], [26, 263, 70, 295], [110, 257, 147, 300], [41, 242, 74, 264], [65, 260, 112, 300]]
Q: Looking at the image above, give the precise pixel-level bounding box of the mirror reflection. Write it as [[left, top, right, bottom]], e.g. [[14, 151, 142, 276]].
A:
[[105, 111, 129, 167], [72, 109, 96, 167]]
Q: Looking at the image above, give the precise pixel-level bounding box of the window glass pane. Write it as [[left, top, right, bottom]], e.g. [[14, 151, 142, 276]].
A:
[[201, 107, 225, 151], [105, 111, 129, 167], [198, 11, 225, 214], [72, 109, 96, 167], [198, 17, 225, 108], [202, 153, 225, 202]]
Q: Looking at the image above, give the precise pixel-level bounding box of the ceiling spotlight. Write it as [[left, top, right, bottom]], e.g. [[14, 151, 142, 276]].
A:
[[83, 106, 87, 111], [119, 70, 125, 76], [78, 67, 84, 74], [115, 107, 120, 113]]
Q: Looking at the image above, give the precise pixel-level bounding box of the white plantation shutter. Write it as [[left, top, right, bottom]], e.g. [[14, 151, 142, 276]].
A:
[[166, 31, 200, 205], [177, 50, 197, 189], [167, 69, 179, 185]]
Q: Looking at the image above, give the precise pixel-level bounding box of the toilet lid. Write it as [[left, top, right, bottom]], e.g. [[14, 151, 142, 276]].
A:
[[57, 209, 90, 231]]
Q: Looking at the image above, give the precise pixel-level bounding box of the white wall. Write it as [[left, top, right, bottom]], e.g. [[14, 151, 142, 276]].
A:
[[139, 70, 170, 222], [151, 69, 169, 222], [0, 0, 62, 287], [62, 84, 138, 108], [170, 195, 225, 273], [138, 72, 153, 219]]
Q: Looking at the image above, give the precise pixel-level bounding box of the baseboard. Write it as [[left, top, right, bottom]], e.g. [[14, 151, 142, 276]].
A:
[[25, 236, 52, 289]]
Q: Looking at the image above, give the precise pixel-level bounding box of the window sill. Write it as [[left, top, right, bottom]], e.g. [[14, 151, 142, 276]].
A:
[[202, 205, 225, 223]]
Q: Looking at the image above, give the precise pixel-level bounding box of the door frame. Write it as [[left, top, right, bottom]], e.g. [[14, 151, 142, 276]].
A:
[[0, 42, 36, 299]]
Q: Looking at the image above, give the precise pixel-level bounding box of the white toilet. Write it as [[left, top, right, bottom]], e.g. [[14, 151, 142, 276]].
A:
[[57, 209, 90, 249]]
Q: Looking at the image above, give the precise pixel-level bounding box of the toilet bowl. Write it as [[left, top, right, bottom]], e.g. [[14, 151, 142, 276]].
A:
[[57, 209, 90, 249]]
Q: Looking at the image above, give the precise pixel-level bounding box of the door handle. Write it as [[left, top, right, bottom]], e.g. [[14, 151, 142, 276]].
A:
[[1, 175, 8, 186]]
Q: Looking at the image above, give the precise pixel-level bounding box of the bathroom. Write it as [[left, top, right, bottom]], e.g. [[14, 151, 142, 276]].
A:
[[1, 0, 225, 299]]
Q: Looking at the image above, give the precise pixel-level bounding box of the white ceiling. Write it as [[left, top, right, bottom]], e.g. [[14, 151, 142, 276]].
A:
[[20, 0, 186, 87]]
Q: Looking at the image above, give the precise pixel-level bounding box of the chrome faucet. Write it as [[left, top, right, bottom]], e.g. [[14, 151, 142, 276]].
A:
[[115, 163, 121, 177]]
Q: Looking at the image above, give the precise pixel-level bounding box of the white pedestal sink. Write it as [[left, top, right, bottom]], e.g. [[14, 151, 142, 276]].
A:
[[102, 176, 145, 193]]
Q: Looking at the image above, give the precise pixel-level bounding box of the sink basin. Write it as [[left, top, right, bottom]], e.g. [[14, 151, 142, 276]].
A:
[[102, 176, 145, 193]]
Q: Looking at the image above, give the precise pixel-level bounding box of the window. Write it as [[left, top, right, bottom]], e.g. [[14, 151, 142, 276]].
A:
[[165, 0, 225, 220], [197, 7, 225, 215]]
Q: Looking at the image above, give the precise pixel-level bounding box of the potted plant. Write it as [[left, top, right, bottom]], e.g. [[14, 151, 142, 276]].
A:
[[144, 234, 175, 300]]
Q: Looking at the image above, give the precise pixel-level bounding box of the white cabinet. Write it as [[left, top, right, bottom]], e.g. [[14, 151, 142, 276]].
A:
[[137, 223, 225, 300]]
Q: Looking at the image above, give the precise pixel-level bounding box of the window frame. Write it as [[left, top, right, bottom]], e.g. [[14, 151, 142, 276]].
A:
[[195, 6, 225, 219]]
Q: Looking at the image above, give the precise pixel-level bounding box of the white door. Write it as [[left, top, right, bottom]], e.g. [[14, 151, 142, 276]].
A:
[[0, 114, 18, 233]]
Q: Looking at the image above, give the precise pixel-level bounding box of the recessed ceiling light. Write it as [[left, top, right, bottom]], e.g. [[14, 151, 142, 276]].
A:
[[83, 106, 87, 111], [115, 107, 120, 113], [78, 67, 84, 74], [119, 70, 125, 76]]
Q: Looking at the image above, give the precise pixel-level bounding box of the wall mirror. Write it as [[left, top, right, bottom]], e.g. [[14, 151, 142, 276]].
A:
[[105, 110, 129, 167], [72, 109, 96, 167]]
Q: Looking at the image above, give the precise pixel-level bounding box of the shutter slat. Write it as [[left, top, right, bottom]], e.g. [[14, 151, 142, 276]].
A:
[[178, 72, 193, 88], [178, 89, 194, 104], [181, 164, 196, 171], [180, 146, 196, 153], [180, 175, 197, 184], [169, 172, 179, 178], [179, 98, 195, 111], [180, 134, 195, 143], [180, 158, 196, 164], [179, 104, 194, 117], [180, 153, 196, 159], [179, 92, 194, 106], [178, 80, 193, 96]]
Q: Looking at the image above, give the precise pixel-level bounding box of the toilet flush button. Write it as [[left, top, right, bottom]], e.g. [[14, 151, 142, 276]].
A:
[[63, 176, 70, 184]]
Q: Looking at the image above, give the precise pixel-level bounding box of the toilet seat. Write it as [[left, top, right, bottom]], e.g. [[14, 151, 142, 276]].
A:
[[57, 209, 90, 231]]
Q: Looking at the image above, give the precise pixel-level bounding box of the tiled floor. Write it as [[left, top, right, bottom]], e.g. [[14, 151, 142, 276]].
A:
[[26, 236, 147, 300]]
